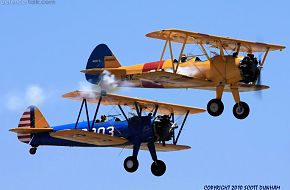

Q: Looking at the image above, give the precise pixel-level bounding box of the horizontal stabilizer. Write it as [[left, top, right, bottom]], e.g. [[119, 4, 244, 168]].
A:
[[9, 127, 53, 134], [50, 129, 128, 146], [81, 68, 126, 76]]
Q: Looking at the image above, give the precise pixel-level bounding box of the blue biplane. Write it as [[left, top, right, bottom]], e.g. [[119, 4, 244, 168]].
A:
[[10, 90, 205, 176]]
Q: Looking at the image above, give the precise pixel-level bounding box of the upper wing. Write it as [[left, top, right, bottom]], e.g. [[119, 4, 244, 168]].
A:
[[63, 90, 205, 115], [146, 28, 286, 52], [50, 129, 128, 146]]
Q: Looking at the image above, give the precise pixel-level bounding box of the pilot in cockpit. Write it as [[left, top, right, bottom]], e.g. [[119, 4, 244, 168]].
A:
[[101, 115, 107, 122], [181, 54, 187, 63]]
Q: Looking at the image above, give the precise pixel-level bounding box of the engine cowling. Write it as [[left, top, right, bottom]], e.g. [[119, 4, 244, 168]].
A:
[[239, 55, 260, 84], [152, 115, 175, 142]]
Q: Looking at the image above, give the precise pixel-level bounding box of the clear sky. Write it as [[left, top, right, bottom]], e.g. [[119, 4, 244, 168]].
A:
[[1, 0, 289, 189]]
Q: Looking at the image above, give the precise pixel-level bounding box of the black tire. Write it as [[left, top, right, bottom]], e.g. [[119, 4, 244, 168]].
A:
[[207, 99, 224, 117], [151, 160, 166, 177], [123, 156, 139, 173], [29, 147, 37, 155], [233, 101, 250, 119]]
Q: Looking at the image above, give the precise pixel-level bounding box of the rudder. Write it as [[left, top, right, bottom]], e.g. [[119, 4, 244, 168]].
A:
[[85, 44, 121, 84], [17, 106, 49, 144]]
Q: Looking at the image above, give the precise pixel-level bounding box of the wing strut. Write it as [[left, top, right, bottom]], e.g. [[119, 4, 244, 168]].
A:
[[134, 102, 143, 118], [169, 40, 175, 72], [236, 43, 241, 54], [153, 105, 159, 117], [175, 35, 188, 73], [170, 113, 176, 143], [174, 110, 189, 145], [158, 40, 169, 70], [159, 40, 168, 61], [199, 42, 210, 61], [261, 47, 270, 66], [84, 99, 90, 130], [118, 105, 128, 121], [75, 99, 85, 129], [90, 96, 102, 131], [74, 98, 90, 130], [74, 96, 103, 131]]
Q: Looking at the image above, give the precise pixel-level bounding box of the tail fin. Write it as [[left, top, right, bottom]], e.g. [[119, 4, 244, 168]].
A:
[[16, 106, 49, 144], [85, 44, 121, 84]]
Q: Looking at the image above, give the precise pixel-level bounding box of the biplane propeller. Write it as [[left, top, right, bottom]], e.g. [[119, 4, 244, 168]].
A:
[[9, 91, 205, 176], [82, 29, 286, 119]]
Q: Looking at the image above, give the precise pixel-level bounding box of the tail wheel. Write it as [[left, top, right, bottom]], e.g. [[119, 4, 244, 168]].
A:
[[207, 99, 224, 117], [124, 156, 139, 173], [29, 147, 37, 155], [233, 101, 250, 119], [151, 160, 166, 176]]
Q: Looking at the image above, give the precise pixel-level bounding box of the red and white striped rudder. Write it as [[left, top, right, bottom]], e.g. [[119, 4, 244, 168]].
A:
[[17, 106, 49, 144]]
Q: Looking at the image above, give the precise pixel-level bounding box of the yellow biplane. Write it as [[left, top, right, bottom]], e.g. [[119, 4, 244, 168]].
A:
[[82, 29, 286, 119]]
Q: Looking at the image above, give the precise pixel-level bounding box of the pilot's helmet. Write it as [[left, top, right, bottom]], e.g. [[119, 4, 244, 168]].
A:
[[247, 53, 254, 58], [181, 54, 187, 62], [101, 115, 106, 121]]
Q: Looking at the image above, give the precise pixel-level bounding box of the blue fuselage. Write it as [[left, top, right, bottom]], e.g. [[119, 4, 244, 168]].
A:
[[30, 116, 154, 147]]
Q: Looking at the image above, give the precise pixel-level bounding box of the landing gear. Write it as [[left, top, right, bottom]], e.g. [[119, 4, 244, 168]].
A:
[[124, 156, 139, 173], [207, 84, 251, 119], [29, 147, 37, 155], [233, 101, 250, 120], [207, 99, 224, 116], [231, 86, 250, 119], [151, 160, 166, 177], [122, 102, 169, 176]]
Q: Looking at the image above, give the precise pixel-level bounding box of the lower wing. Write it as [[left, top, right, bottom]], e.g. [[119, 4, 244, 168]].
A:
[[137, 71, 269, 92], [50, 129, 128, 146], [116, 143, 191, 152]]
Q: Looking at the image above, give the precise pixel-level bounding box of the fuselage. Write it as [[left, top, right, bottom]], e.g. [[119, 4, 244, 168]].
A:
[[30, 116, 155, 148], [109, 55, 244, 88]]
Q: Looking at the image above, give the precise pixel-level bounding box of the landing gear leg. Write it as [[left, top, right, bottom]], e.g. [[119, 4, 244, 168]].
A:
[[29, 147, 37, 155], [231, 86, 250, 119], [207, 85, 224, 117], [147, 142, 166, 177], [124, 143, 140, 173]]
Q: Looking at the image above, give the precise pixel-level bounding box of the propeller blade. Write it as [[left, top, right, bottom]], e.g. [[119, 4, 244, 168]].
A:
[[255, 59, 263, 99]]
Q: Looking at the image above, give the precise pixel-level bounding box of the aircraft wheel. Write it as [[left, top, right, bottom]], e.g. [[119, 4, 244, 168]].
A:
[[151, 160, 166, 177], [233, 101, 250, 119], [207, 99, 224, 117], [124, 156, 139, 173], [29, 147, 37, 155]]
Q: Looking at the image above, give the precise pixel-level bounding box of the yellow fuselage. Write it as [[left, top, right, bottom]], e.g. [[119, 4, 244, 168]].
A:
[[115, 55, 243, 88]]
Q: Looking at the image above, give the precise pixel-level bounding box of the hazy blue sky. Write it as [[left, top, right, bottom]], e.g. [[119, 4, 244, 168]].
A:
[[1, 1, 289, 189]]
